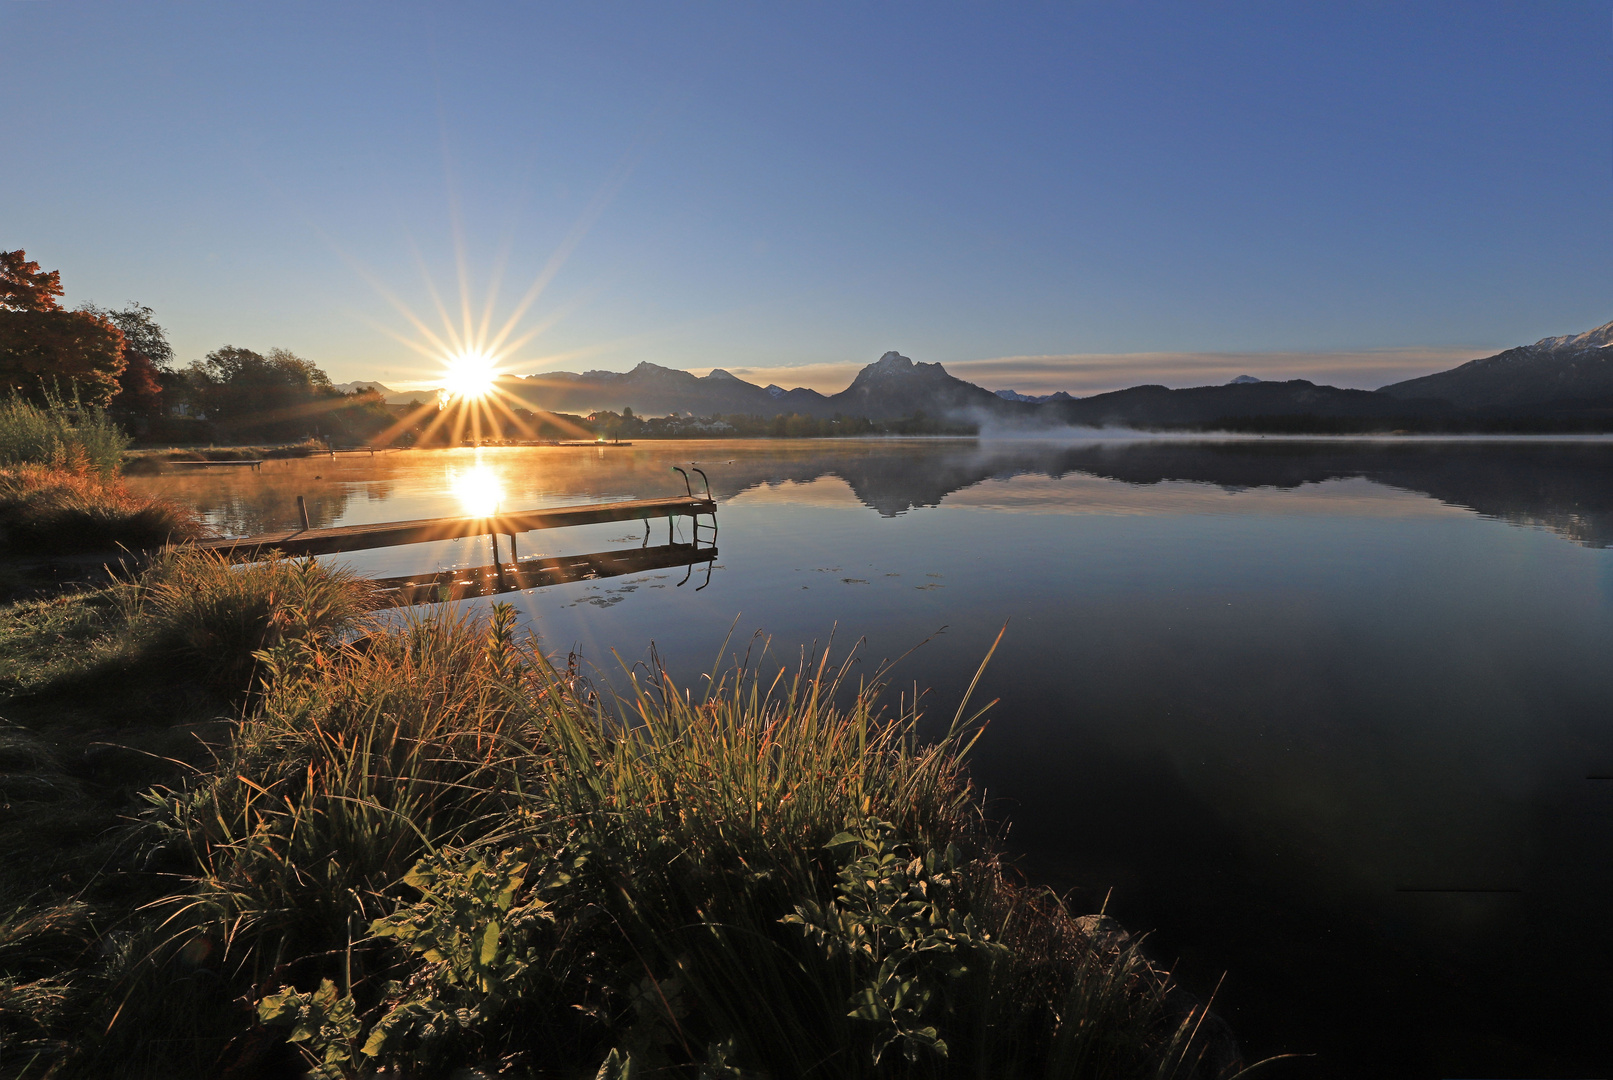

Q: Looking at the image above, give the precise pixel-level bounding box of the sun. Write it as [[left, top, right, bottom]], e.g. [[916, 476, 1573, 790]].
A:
[[441, 349, 498, 400]]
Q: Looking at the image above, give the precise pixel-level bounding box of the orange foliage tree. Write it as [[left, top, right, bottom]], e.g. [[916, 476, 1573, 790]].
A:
[[0, 250, 64, 313], [0, 250, 127, 406]]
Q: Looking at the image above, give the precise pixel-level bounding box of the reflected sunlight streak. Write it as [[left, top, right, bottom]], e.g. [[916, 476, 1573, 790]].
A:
[[450, 461, 504, 517]]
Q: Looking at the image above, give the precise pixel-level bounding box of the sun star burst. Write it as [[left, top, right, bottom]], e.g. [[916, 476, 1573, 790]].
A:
[[441, 349, 499, 400]]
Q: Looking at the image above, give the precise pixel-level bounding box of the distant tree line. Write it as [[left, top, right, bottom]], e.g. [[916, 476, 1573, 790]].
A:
[[1, 250, 392, 444]]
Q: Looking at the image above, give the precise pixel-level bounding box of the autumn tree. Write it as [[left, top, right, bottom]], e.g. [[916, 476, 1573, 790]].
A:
[[0, 250, 127, 405], [80, 302, 173, 415], [0, 250, 64, 313]]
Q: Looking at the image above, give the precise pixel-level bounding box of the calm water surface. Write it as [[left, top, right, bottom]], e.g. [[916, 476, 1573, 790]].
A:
[[131, 438, 1613, 1077]]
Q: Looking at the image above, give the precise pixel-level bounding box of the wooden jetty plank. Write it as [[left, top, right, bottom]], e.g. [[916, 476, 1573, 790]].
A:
[[188, 496, 716, 559], [369, 543, 716, 608], [168, 459, 264, 468]]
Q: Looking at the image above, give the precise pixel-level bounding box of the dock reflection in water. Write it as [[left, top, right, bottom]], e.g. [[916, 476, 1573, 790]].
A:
[[370, 541, 716, 608]]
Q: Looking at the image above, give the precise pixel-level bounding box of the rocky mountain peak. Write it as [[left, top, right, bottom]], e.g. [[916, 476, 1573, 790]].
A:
[[1532, 318, 1613, 353], [704, 368, 741, 381], [866, 351, 916, 376]]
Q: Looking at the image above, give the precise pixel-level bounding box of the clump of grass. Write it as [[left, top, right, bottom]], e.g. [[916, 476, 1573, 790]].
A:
[[126, 549, 376, 692], [3, 550, 375, 709], [264, 437, 329, 458], [0, 562, 1250, 1079], [0, 395, 128, 478], [0, 463, 203, 554], [61, 610, 1246, 1079], [0, 902, 96, 1061]]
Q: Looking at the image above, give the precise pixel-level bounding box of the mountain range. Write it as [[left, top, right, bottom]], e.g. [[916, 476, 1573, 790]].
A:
[[1378, 320, 1613, 411], [332, 381, 437, 405], [350, 319, 1613, 431]]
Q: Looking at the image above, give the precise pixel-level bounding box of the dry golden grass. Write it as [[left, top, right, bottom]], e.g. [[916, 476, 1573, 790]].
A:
[[0, 462, 203, 554]]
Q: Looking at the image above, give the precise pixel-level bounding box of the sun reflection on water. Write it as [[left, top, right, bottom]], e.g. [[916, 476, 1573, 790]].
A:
[[449, 462, 504, 517]]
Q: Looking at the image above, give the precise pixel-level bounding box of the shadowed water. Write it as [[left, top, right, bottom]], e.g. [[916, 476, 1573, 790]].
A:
[[130, 438, 1613, 1077]]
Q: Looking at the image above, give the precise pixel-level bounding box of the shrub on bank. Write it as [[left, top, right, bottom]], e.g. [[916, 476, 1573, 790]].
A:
[[0, 463, 201, 554], [0, 395, 203, 555]]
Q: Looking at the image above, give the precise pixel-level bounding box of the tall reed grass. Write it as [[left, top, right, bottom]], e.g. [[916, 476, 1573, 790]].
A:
[[58, 605, 1246, 1080], [0, 396, 128, 478]]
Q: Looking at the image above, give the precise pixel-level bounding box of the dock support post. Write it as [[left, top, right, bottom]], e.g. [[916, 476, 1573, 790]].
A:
[[296, 495, 310, 530]]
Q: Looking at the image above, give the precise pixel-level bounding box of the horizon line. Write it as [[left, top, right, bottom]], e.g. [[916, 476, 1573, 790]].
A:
[[378, 344, 1491, 397]]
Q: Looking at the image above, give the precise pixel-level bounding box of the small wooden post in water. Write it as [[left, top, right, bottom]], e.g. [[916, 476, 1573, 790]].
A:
[[296, 495, 311, 530]]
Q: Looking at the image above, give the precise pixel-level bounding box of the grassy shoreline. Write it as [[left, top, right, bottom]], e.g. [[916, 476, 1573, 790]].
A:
[[0, 403, 1253, 1077], [0, 554, 1250, 1078]]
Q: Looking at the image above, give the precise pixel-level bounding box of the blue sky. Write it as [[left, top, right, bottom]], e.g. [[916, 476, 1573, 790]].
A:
[[4, 2, 1610, 394]]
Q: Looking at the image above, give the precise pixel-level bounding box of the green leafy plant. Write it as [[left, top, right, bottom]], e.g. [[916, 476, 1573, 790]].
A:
[[256, 846, 562, 1076], [256, 978, 364, 1080], [785, 820, 1009, 1066]]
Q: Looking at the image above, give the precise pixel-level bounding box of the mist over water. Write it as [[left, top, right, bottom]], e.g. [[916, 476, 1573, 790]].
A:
[[132, 438, 1613, 1076]]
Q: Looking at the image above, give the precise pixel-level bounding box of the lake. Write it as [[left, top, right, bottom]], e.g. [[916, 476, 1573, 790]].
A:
[[130, 437, 1613, 1077]]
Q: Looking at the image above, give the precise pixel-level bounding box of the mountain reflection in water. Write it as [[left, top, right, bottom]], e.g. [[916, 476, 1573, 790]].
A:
[[717, 438, 1613, 546], [132, 437, 1613, 549]]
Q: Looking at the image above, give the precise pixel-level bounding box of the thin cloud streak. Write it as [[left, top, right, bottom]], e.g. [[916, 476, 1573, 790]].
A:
[[702, 347, 1491, 398]]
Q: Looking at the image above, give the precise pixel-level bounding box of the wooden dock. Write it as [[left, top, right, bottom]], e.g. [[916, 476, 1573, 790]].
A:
[[168, 459, 264, 469], [188, 495, 717, 560]]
